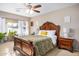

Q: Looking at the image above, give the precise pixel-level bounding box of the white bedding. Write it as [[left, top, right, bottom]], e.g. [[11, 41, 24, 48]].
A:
[[49, 35, 57, 45]]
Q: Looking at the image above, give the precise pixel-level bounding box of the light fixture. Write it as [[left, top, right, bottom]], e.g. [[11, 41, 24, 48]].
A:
[[26, 9, 34, 15]]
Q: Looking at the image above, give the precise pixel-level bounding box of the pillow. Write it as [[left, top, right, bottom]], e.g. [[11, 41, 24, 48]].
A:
[[47, 30, 56, 37], [38, 30, 56, 36], [38, 30, 45, 35], [39, 31, 48, 36]]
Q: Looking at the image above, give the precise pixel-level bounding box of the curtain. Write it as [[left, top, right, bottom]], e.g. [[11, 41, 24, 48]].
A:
[[18, 20, 29, 36], [0, 17, 6, 33]]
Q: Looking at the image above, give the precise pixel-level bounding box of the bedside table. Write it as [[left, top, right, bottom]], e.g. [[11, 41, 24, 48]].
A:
[[58, 37, 74, 52]]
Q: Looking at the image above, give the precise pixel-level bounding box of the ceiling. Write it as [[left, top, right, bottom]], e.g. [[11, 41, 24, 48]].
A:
[[0, 3, 77, 17]]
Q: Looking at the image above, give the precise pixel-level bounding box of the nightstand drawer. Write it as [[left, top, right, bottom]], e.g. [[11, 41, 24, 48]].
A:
[[59, 42, 72, 48], [60, 39, 72, 42], [59, 39, 72, 46], [58, 37, 73, 52]]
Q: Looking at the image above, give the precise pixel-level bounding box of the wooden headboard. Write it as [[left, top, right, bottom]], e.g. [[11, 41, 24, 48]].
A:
[[40, 21, 60, 46]]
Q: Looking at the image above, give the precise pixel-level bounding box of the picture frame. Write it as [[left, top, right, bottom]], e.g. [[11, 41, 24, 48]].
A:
[[64, 16, 71, 23], [31, 21, 33, 26]]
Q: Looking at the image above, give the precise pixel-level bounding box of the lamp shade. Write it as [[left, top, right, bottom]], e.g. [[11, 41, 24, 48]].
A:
[[62, 27, 70, 38]]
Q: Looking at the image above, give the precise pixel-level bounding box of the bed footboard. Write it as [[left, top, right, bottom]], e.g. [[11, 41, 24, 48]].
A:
[[13, 37, 35, 56]]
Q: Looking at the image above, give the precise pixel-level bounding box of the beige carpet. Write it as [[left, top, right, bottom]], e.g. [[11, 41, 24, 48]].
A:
[[46, 48, 79, 56], [0, 41, 79, 56]]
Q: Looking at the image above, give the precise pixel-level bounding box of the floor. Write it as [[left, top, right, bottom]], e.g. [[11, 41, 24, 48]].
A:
[[0, 41, 21, 56], [0, 41, 79, 56]]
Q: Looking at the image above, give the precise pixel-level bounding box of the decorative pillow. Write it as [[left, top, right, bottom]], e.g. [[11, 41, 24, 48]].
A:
[[39, 31, 48, 36], [38, 30, 56, 36], [38, 30, 45, 35]]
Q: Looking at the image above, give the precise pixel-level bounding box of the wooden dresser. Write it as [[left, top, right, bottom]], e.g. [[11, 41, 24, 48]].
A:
[[58, 37, 74, 52]]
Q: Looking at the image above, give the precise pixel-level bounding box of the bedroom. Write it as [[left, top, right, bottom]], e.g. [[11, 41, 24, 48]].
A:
[[0, 3, 79, 56]]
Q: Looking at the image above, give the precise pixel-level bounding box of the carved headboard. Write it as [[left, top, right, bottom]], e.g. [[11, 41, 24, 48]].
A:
[[40, 21, 60, 46]]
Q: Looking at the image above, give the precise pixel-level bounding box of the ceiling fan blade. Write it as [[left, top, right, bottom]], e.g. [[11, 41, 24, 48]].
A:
[[33, 5, 41, 8], [33, 10, 40, 13]]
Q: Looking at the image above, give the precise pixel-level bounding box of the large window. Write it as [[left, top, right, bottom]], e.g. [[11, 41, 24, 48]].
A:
[[0, 17, 29, 36], [7, 20, 29, 36], [7, 22, 18, 34]]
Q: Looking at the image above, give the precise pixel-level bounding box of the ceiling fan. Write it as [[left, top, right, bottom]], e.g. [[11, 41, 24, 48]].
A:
[[24, 3, 42, 13]]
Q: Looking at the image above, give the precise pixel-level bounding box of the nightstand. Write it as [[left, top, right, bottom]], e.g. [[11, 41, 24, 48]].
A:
[[58, 37, 74, 52]]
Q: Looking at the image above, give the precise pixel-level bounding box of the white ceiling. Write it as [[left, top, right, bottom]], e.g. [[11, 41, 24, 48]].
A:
[[0, 3, 77, 17]]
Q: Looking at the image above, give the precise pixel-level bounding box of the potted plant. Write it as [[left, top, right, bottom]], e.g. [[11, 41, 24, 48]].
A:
[[7, 31, 16, 41], [0, 32, 5, 43]]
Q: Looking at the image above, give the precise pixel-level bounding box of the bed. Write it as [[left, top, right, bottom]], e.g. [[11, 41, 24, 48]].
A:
[[13, 21, 60, 56]]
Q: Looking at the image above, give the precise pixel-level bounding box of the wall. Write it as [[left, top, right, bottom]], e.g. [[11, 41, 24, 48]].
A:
[[6, 18, 18, 23], [31, 4, 79, 50]]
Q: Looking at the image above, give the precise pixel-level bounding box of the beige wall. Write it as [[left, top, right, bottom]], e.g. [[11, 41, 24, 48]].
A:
[[6, 18, 18, 23], [31, 4, 79, 41]]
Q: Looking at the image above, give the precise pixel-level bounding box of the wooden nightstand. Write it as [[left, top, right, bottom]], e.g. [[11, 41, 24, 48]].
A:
[[58, 37, 74, 52]]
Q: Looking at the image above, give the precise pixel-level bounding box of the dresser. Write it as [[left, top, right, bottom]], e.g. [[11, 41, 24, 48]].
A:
[[58, 37, 74, 52]]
